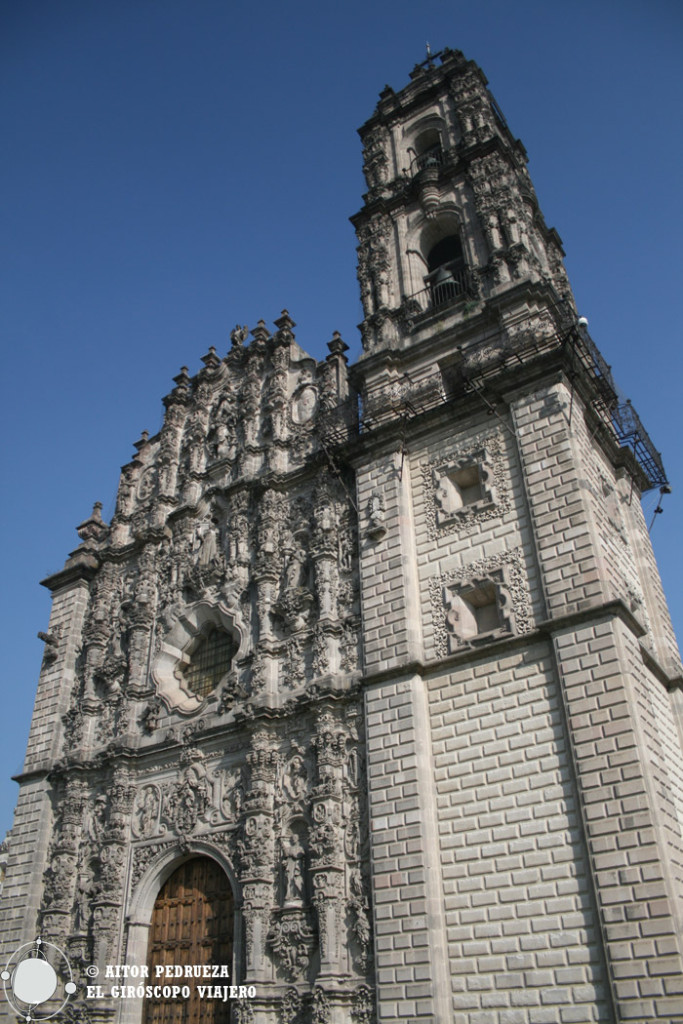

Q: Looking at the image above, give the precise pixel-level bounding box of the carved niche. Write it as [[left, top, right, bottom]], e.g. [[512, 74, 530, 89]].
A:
[[430, 548, 533, 657], [422, 427, 511, 539]]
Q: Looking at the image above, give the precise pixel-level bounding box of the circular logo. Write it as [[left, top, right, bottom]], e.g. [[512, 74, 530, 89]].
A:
[[1, 938, 76, 1021]]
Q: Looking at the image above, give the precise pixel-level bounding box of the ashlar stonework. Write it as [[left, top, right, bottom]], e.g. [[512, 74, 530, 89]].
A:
[[2, 47, 683, 1024]]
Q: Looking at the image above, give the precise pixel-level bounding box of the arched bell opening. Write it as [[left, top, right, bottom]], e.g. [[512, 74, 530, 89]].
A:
[[141, 856, 236, 1024], [412, 126, 444, 171], [424, 234, 469, 307]]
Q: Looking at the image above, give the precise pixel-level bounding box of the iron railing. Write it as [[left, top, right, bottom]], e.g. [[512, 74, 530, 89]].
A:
[[408, 264, 477, 316], [410, 146, 446, 175]]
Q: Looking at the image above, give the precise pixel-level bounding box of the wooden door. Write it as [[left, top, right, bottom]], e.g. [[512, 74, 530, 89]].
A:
[[143, 857, 234, 1024]]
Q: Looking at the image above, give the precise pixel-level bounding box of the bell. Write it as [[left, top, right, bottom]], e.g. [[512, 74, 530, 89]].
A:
[[434, 265, 455, 284]]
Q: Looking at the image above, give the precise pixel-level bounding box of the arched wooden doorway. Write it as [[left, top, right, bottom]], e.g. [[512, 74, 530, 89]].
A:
[[143, 856, 234, 1024]]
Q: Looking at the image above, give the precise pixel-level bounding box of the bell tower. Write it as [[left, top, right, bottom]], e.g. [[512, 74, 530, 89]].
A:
[[351, 47, 571, 367], [351, 49, 683, 1024]]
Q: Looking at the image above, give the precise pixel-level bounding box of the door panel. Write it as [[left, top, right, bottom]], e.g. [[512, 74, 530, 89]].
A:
[[143, 857, 234, 1024]]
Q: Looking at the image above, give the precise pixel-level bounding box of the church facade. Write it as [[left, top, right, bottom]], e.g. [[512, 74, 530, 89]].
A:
[[2, 48, 683, 1024]]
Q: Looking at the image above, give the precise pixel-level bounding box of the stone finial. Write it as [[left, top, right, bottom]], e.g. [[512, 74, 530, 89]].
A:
[[175, 366, 190, 383], [76, 501, 109, 546], [201, 345, 220, 369], [133, 430, 150, 453], [327, 332, 349, 360], [251, 320, 271, 344], [274, 310, 296, 332]]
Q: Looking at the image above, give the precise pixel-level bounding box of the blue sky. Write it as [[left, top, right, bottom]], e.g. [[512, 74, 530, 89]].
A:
[[1, 0, 682, 838]]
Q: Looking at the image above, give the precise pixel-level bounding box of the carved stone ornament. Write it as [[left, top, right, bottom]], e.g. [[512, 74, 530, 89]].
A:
[[233, 997, 255, 1024], [429, 548, 532, 658], [267, 908, 316, 980], [151, 598, 246, 712], [312, 986, 331, 1024], [351, 985, 376, 1024], [163, 748, 214, 835], [291, 381, 319, 425], [348, 869, 372, 971], [421, 427, 511, 540], [280, 986, 303, 1024]]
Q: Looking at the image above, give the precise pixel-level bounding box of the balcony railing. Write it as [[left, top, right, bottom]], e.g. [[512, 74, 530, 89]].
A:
[[410, 146, 445, 175], [407, 263, 477, 317]]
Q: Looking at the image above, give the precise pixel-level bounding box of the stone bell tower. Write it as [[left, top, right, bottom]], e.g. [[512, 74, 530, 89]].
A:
[[349, 48, 683, 1024], [351, 46, 570, 360]]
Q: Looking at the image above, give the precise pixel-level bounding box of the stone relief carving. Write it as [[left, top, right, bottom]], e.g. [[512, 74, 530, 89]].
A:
[[132, 785, 161, 839], [162, 749, 213, 836], [42, 319, 370, 1005], [312, 986, 331, 1024], [361, 125, 390, 191], [280, 986, 303, 1024], [356, 213, 392, 320], [267, 908, 316, 980], [351, 985, 377, 1024]]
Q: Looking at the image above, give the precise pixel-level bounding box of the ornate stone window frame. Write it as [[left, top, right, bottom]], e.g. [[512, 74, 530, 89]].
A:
[[422, 427, 511, 540], [152, 600, 246, 714], [429, 548, 532, 657], [433, 448, 496, 525], [442, 569, 515, 651]]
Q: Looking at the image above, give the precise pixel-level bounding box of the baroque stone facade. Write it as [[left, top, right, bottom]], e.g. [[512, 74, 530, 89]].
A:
[[3, 48, 683, 1024]]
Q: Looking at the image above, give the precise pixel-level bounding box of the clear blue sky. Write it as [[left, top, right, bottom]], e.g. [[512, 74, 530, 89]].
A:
[[1, 0, 681, 838]]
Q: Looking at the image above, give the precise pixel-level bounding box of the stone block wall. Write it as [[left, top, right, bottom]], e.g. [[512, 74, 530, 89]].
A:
[[551, 616, 683, 1020], [364, 674, 451, 1023], [429, 643, 612, 1023], [0, 578, 89, 967]]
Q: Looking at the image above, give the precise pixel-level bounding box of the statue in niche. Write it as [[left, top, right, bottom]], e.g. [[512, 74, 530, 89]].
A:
[[73, 873, 93, 934], [348, 868, 371, 968], [196, 518, 219, 568], [281, 832, 305, 903], [140, 697, 162, 734], [134, 786, 159, 838], [86, 795, 107, 845], [116, 467, 136, 516], [366, 491, 386, 539], [214, 421, 237, 461], [284, 541, 308, 591], [221, 780, 244, 822], [283, 754, 308, 802], [169, 755, 213, 834], [275, 533, 314, 632]]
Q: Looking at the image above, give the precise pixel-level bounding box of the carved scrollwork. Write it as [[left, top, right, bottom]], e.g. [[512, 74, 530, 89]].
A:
[[267, 908, 316, 980]]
